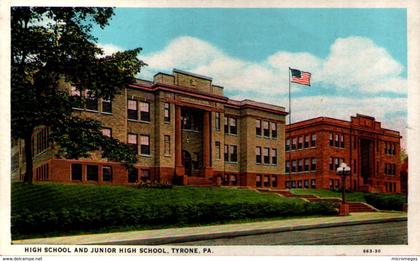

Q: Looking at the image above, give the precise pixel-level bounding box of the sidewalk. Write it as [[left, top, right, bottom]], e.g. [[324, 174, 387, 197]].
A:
[[13, 212, 407, 245]]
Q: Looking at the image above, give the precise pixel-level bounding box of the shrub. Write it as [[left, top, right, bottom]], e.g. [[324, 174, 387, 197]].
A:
[[364, 193, 406, 211], [137, 180, 173, 189], [11, 200, 337, 237]]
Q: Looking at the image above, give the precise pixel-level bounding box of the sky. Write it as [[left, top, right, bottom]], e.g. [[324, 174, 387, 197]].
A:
[[92, 8, 407, 146]]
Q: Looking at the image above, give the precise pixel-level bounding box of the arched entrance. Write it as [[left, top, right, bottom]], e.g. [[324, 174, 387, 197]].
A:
[[183, 150, 192, 176]]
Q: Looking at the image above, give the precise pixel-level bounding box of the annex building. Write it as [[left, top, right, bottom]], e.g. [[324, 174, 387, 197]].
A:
[[12, 69, 288, 187], [285, 115, 402, 193]]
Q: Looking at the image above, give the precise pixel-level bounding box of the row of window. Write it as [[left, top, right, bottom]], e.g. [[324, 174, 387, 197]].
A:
[[127, 134, 151, 155], [329, 133, 345, 148], [256, 175, 278, 188], [71, 87, 112, 113], [384, 142, 397, 155], [384, 163, 397, 176], [223, 116, 238, 135], [329, 157, 346, 171], [223, 144, 238, 162], [128, 100, 152, 122], [256, 120, 277, 139], [285, 179, 316, 189], [222, 174, 238, 186], [127, 134, 171, 156], [329, 179, 342, 190], [285, 158, 317, 173], [385, 182, 397, 192], [71, 164, 150, 183], [31, 128, 50, 156], [256, 147, 277, 165], [286, 134, 316, 151]]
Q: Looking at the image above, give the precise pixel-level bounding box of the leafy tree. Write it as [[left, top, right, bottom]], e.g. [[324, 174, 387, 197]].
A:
[[11, 7, 145, 184], [400, 148, 408, 161]]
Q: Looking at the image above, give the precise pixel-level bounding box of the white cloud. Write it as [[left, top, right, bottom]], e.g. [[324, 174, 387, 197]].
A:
[[100, 36, 407, 143], [96, 43, 124, 57], [140, 35, 406, 96]]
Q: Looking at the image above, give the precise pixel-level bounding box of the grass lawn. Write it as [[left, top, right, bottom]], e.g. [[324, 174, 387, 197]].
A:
[[12, 183, 337, 239], [290, 189, 367, 202]]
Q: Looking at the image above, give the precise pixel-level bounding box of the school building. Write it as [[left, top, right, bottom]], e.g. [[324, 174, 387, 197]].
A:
[[12, 69, 287, 187], [285, 115, 402, 193]]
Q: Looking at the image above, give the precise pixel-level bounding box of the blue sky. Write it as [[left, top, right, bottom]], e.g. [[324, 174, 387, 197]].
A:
[[92, 8, 407, 144]]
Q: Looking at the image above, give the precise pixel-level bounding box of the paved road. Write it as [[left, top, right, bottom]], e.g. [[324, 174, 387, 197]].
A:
[[175, 221, 407, 245]]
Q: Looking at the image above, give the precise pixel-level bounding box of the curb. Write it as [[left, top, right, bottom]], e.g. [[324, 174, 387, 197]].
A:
[[92, 216, 407, 245]]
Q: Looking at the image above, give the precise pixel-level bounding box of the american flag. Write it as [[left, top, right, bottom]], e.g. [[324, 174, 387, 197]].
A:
[[290, 68, 311, 86]]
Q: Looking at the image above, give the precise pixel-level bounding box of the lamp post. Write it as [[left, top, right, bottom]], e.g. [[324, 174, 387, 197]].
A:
[[337, 162, 351, 215]]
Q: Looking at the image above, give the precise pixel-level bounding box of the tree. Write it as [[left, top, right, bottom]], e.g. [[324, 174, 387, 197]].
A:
[[11, 7, 146, 184], [400, 148, 408, 162]]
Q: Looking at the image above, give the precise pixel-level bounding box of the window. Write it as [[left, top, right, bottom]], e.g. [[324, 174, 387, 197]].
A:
[[215, 141, 221, 160], [292, 137, 297, 150], [102, 166, 112, 182], [71, 164, 82, 181], [291, 181, 296, 188], [286, 138, 290, 151], [263, 176, 270, 187], [128, 134, 138, 154], [271, 176, 277, 187], [102, 98, 112, 113], [128, 100, 137, 120], [311, 133, 316, 147], [86, 90, 98, 111], [139, 102, 150, 121], [298, 159, 303, 172], [256, 146, 262, 164], [298, 180, 302, 188], [335, 158, 339, 170], [311, 179, 316, 188], [164, 135, 170, 155], [102, 128, 111, 138], [285, 160, 290, 173], [329, 157, 334, 171], [304, 179, 309, 188], [87, 165, 98, 181], [304, 158, 310, 171], [329, 133, 334, 146], [271, 122, 277, 138], [33, 127, 50, 156], [230, 118, 237, 134], [224, 117, 229, 133], [298, 136, 303, 149], [256, 120, 262, 136], [141, 169, 150, 182], [335, 134, 339, 147], [263, 147, 270, 164], [263, 121, 269, 138], [271, 149, 277, 165], [224, 145, 229, 161], [140, 135, 150, 155], [292, 160, 297, 173], [335, 180, 340, 190], [230, 145, 238, 162], [311, 158, 317, 171], [164, 103, 170, 122], [128, 167, 138, 183], [354, 160, 357, 173], [256, 175, 262, 187], [230, 175, 237, 186], [329, 179, 334, 190], [340, 135, 345, 148], [215, 112, 220, 131], [304, 135, 309, 148]]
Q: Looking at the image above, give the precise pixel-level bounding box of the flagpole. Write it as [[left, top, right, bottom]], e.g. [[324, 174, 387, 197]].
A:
[[288, 67, 292, 189]]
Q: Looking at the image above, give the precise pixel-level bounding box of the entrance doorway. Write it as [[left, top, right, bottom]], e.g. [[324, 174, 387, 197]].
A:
[[183, 150, 192, 176], [360, 139, 373, 184]]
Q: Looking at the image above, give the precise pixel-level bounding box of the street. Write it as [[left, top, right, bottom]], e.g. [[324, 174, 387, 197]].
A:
[[175, 221, 407, 245]]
